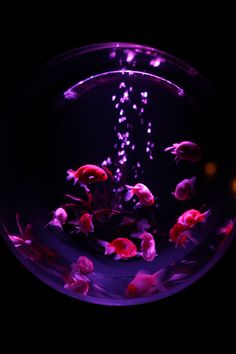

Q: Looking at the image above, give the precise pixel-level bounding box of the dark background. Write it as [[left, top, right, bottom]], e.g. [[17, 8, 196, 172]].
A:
[[1, 3, 235, 352]]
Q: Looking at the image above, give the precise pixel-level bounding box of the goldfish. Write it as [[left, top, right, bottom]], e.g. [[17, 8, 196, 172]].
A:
[[47, 208, 67, 231], [131, 220, 157, 261], [66, 164, 108, 186], [169, 222, 193, 248], [64, 273, 90, 295], [125, 183, 154, 207], [125, 269, 166, 297], [1, 213, 32, 247], [98, 237, 137, 260], [164, 141, 201, 163], [71, 213, 94, 236], [218, 218, 235, 236], [138, 232, 157, 262], [172, 177, 196, 201], [177, 208, 211, 228], [71, 256, 94, 275]]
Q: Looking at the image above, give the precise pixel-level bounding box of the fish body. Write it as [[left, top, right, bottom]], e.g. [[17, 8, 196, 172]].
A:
[[178, 209, 210, 228], [48, 208, 67, 231], [72, 213, 94, 236], [165, 141, 201, 163], [172, 177, 196, 201], [66, 164, 108, 185], [125, 183, 154, 207], [125, 269, 165, 297], [98, 237, 137, 260], [72, 256, 94, 275]]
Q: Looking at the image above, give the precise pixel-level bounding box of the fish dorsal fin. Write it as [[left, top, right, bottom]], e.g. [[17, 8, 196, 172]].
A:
[[135, 270, 148, 279]]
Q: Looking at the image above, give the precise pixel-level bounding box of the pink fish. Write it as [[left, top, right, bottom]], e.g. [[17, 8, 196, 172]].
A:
[[64, 273, 90, 295], [131, 220, 157, 261], [1, 213, 32, 248], [125, 183, 154, 207], [164, 141, 201, 163], [66, 164, 108, 186], [47, 208, 67, 231], [125, 269, 166, 297], [98, 237, 137, 260], [70, 213, 94, 236], [172, 177, 196, 201], [218, 218, 235, 236], [178, 208, 211, 228], [72, 256, 94, 275]]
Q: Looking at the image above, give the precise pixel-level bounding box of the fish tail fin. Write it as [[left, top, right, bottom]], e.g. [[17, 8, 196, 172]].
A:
[[187, 234, 198, 245], [136, 252, 143, 258], [190, 176, 197, 186], [66, 169, 78, 185], [164, 145, 174, 152], [97, 240, 114, 255], [200, 209, 211, 222], [46, 218, 62, 231], [0, 219, 10, 235], [152, 269, 166, 292], [125, 185, 135, 201], [137, 218, 150, 232], [217, 227, 225, 235], [74, 226, 81, 233], [130, 232, 142, 239]]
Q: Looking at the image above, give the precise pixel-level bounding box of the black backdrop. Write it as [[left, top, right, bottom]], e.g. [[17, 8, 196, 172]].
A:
[[1, 3, 235, 352]]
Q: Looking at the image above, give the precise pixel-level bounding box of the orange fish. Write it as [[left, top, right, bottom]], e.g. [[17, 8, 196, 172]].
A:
[[70, 213, 94, 236], [66, 164, 108, 186], [169, 222, 193, 248], [177, 208, 210, 228], [125, 269, 166, 297], [72, 256, 94, 275], [125, 183, 154, 207], [98, 237, 137, 260]]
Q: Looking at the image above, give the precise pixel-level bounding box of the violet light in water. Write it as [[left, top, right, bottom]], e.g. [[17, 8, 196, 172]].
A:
[[0, 43, 235, 305]]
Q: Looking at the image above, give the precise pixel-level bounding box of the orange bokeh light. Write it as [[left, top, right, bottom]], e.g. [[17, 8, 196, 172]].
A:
[[204, 162, 217, 177], [231, 179, 236, 194]]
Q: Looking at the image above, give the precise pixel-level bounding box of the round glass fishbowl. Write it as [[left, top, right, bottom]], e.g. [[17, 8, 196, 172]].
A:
[[0, 43, 235, 305]]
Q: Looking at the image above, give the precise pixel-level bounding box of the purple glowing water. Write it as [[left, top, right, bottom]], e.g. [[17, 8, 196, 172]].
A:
[[0, 43, 235, 305]]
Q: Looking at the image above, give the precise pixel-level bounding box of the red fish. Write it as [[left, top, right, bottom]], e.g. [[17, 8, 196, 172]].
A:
[[178, 208, 210, 228], [66, 164, 108, 186], [125, 269, 166, 297], [70, 213, 94, 236], [164, 141, 201, 163], [98, 237, 137, 260], [125, 183, 154, 207], [47, 207, 67, 231], [1, 213, 32, 248], [172, 177, 196, 201], [72, 256, 94, 275], [169, 222, 193, 248], [218, 218, 235, 236]]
